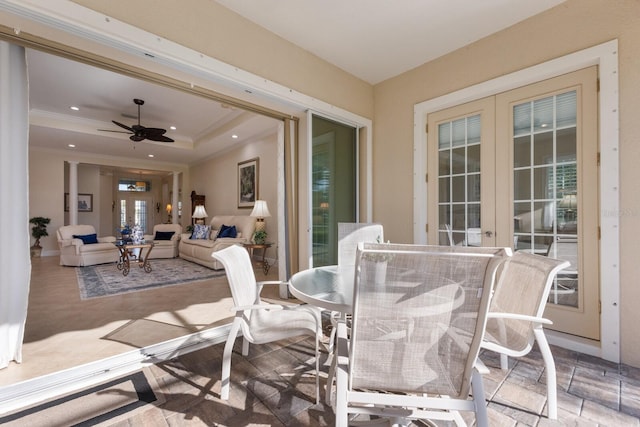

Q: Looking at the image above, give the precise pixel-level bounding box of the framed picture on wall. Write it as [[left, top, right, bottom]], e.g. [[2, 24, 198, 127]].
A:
[[238, 158, 259, 208], [64, 193, 93, 212]]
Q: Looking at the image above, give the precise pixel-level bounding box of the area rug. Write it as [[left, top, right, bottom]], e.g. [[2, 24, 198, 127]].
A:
[[0, 371, 165, 426], [76, 258, 226, 299]]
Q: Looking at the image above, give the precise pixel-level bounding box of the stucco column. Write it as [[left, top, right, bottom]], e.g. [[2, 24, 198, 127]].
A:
[[172, 172, 179, 224], [68, 161, 79, 226]]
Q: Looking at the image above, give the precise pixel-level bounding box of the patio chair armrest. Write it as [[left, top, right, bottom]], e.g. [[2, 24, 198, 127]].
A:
[[487, 312, 553, 325]]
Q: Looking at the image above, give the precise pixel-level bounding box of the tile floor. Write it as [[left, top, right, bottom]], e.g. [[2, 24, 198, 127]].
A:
[[2, 256, 640, 425], [127, 332, 640, 426], [13, 322, 640, 426]]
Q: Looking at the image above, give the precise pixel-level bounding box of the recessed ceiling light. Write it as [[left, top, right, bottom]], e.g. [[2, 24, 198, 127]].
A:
[[68, 144, 76, 148], [148, 154, 154, 158], [70, 106, 79, 111], [232, 134, 239, 139], [170, 126, 177, 130]]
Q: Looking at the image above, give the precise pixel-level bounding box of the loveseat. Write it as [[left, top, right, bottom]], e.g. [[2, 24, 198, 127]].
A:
[[178, 215, 256, 270], [57, 224, 119, 266], [143, 223, 183, 259]]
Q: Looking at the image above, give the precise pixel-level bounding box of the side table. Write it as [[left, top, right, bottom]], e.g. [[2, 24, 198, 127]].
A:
[[242, 242, 273, 275]]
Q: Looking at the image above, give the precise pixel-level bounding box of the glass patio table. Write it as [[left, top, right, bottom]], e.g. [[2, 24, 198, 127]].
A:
[[289, 265, 354, 315]]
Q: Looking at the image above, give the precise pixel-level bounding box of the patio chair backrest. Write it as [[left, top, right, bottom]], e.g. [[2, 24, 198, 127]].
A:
[[338, 222, 384, 266], [213, 244, 259, 309], [349, 243, 509, 398], [485, 251, 570, 353]]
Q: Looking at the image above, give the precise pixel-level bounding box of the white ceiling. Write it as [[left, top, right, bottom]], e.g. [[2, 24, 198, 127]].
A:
[[215, 0, 566, 84], [27, 0, 565, 172]]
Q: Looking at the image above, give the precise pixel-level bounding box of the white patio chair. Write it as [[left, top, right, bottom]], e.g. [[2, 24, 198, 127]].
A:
[[325, 223, 384, 404], [335, 243, 510, 427], [331, 222, 385, 351], [482, 251, 569, 420], [212, 244, 322, 403]]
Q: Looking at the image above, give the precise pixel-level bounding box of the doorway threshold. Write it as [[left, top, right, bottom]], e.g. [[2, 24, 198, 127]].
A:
[[0, 324, 231, 415]]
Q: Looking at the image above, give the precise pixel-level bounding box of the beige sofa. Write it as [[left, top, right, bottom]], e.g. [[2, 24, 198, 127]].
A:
[[57, 224, 119, 266], [143, 223, 183, 259], [179, 215, 256, 269]]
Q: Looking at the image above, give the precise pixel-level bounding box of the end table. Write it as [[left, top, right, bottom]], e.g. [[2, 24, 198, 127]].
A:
[[242, 242, 273, 275]]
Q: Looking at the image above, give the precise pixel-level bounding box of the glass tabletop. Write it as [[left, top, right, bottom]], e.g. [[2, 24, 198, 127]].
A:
[[289, 265, 354, 314]]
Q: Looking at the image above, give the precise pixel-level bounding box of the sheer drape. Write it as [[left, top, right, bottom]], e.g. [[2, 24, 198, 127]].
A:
[[0, 41, 31, 369]]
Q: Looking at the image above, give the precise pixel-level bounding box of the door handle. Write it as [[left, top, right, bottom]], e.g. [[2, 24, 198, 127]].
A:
[[484, 230, 494, 237]]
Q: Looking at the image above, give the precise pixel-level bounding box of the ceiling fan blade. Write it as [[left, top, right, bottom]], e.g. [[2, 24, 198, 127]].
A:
[[145, 134, 175, 143], [98, 129, 132, 134], [112, 120, 134, 132]]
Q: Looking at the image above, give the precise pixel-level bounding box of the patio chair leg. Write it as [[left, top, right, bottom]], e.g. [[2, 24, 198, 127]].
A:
[[220, 318, 241, 400], [500, 353, 509, 370], [471, 368, 489, 427], [534, 328, 558, 420]]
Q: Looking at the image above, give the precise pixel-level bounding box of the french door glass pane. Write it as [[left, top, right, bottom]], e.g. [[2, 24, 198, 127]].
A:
[[512, 90, 578, 307], [438, 113, 481, 246]]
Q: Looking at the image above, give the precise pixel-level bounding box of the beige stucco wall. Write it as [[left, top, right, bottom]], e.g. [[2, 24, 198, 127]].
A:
[[372, 0, 640, 365]]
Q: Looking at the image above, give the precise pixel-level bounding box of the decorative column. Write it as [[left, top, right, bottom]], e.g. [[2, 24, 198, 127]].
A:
[[172, 172, 179, 224], [68, 161, 79, 225]]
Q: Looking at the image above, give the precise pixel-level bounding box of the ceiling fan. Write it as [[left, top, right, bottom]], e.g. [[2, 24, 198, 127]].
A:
[[100, 98, 174, 143]]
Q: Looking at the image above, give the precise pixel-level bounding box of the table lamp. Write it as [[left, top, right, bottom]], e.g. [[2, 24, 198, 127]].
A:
[[250, 200, 271, 231], [166, 203, 172, 222], [192, 205, 208, 225]]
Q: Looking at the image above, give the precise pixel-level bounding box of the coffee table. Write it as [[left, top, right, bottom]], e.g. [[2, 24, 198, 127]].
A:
[[115, 241, 154, 276]]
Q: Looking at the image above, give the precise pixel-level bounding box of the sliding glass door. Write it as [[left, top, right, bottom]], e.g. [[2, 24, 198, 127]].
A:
[[311, 115, 357, 267]]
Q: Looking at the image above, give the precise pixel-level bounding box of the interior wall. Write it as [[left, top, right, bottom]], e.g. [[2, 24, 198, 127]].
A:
[[189, 133, 279, 248], [28, 150, 64, 256], [372, 0, 640, 365]]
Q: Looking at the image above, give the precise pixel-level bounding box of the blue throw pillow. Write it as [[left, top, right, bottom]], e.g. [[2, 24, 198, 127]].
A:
[[73, 233, 98, 244], [154, 231, 175, 241], [190, 224, 211, 240], [218, 224, 237, 238]]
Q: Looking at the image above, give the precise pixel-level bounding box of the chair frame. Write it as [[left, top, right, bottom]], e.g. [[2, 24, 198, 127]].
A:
[[481, 252, 570, 420], [213, 245, 322, 403], [334, 243, 511, 427]]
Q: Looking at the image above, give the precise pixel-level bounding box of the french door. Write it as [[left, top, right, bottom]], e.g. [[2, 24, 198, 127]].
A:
[[427, 67, 599, 340], [118, 194, 153, 234]]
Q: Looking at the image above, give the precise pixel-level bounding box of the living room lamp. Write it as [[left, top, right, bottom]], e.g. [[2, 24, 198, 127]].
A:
[[166, 203, 172, 222], [250, 200, 271, 231], [192, 205, 208, 225]]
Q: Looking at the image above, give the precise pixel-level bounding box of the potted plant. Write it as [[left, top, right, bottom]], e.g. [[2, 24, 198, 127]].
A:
[[253, 230, 268, 244], [29, 216, 50, 258]]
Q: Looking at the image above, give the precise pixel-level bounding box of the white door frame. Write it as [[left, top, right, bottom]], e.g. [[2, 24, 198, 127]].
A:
[[413, 40, 620, 362]]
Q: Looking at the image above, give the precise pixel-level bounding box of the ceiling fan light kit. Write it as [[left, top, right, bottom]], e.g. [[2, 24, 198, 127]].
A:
[[100, 98, 174, 143]]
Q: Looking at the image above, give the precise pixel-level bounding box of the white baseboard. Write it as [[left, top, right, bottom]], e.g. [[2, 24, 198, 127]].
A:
[[0, 324, 231, 415]]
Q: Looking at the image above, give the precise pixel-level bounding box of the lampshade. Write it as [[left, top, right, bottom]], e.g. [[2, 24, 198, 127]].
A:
[[192, 205, 208, 219], [250, 200, 271, 218], [166, 203, 172, 214]]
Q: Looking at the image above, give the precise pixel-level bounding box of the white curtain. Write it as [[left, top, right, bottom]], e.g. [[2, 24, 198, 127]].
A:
[[0, 41, 31, 369]]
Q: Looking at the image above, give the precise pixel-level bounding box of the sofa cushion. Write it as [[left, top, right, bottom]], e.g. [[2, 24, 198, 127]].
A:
[[185, 238, 216, 248], [73, 233, 98, 244], [217, 224, 237, 238], [190, 224, 211, 240], [154, 231, 175, 240]]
